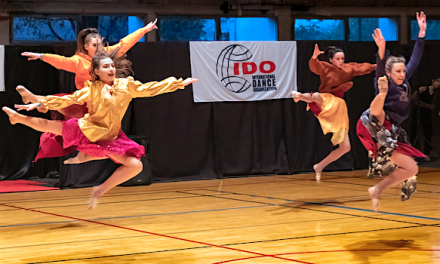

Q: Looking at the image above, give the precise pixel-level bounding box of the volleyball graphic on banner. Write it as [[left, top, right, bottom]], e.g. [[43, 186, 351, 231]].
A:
[[216, 44, 253, 93]]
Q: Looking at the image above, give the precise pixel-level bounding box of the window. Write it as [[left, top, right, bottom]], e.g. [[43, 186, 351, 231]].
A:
[[98, 16, 128, 44], [81, 16, 129, 44], [294, 19, 344, 40], [129, 16, 145, 42], [159, 17, 216, 41], [411, 20, 440, 40], [349, 17, 398, 41], [220, 17, 277, 41], [12, 16, 77, 43], [12, 15, 145, 44]]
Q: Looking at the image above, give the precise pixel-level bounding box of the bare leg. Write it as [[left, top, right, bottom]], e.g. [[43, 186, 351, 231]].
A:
[[88, 154, 143, 209], [366, 76, 392, 212], [3, 107, 62, 135], [369, 151, 418, 212], [292, 91, 323, 106], [64, 152, 108, 164], [313, 130, 351, 183], [16, 86, 45, 104]]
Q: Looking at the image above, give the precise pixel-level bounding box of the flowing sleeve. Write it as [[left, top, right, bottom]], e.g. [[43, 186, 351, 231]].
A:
[[39, 86, 91, 110], [41, 54, 78, 73], [105, 27, 149, 56], [125, 76, 185, 98], [309, 57, 324, 75], [406, 37, 425, 79], [348, 62, 376, 76]]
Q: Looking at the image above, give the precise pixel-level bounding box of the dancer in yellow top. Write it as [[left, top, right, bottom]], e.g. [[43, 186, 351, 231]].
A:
[[3, 49, 198, 209], [17, 19, 158, 161]]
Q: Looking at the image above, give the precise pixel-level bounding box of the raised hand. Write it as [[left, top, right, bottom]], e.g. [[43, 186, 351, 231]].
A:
[[21, 52, 41, 61], [145, 18, 158, 32], [182, 78, 199, 86], [372, 28, 385, 49], [372, 28, 386, 60], [416, 11, 427, 37], [312, 44, 324, 59]]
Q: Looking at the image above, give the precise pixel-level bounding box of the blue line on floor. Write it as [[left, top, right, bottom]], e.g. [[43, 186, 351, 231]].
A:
[[211, 189, 440, 222], [313, 203, 440, 221], [0, 204, 275, 229]]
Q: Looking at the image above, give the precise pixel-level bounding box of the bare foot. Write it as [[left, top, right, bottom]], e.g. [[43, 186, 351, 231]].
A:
[[368, 186, 380, 212], [313, 164, 322, 183], [88, 186, 101, 210], [16, 85, 38, 104], [2, 107, 21, 125], [291, 91, 301, 103], [64, 153, 107, 164]]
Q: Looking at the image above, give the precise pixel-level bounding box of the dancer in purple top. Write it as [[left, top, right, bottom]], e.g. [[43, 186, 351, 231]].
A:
[[357, 12, 427, 212]]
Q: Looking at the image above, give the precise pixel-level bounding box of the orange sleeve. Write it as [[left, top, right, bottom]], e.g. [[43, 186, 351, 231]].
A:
[[105, 27, 149, 56], [309, 57, 324, 76], [348, 62, 375, 76], [41, 54, 78, 73]]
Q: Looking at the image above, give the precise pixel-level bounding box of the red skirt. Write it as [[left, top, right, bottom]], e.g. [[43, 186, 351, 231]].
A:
[[356, 118, 425, 158]]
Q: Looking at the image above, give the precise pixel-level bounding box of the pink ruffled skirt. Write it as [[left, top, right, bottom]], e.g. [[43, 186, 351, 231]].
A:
[[35, 118, 145, 164], [34, 94, 89, 162]]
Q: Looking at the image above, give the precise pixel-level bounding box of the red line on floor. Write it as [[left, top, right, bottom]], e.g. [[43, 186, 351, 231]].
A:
[[0, 203, 312, 264], [213, 255, 264, 263]]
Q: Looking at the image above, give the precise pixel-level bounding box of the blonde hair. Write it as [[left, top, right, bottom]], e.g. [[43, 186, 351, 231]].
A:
[[385, 55, 406, 74]]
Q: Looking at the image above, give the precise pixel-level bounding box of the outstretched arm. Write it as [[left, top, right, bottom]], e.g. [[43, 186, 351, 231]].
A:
[[407, 11, 427, 79], [309, 44, 325, 75], [372, 28, 386, 60], [106, 18, 158, 56], [36, 86, 91, 111], [127, 76, 198, 98], [21, 52, 78, 73], [349, 62, 376, 76], [372, 29, 387, 78]]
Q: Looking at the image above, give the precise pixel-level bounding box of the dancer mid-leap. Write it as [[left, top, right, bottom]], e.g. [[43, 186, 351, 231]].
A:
[[357, 12, 427, 212], [17, 19, 158, 161], [4, 49, 198, 209], [292, 44, 375, 182]]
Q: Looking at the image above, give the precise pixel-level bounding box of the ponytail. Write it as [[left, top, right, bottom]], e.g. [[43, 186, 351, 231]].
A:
[[323, 46, 343, 62]]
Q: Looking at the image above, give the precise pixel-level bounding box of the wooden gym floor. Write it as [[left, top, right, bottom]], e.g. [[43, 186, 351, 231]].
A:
[[1, 168, 440, 263]]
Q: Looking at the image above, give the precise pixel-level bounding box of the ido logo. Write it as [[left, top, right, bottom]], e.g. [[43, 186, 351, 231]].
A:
[[216, 44, 277, 94], [216, 44, 253, 93]]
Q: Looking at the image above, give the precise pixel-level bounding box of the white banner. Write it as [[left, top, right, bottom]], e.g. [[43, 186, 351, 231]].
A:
[[190, 41, 297, 102], [0, 45, 4, 92]]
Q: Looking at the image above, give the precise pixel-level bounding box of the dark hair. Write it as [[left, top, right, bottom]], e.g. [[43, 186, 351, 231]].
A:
[[323, 46, 344, 62], [89, 48, 133, 82], [76, 28, 102, 55]]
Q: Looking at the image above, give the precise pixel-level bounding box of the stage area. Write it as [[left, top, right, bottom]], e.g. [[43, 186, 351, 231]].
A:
[[1, 168, 440, 263]]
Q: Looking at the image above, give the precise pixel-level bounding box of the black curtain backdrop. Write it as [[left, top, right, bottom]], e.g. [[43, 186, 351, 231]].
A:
[[1, 40, 438, 185]]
